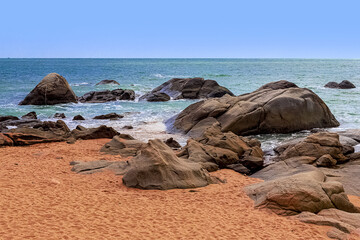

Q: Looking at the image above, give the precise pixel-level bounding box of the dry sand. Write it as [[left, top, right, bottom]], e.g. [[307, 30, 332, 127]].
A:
[[0, 139, 359, 240]]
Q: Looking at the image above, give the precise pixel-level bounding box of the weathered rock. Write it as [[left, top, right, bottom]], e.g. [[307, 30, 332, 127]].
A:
[[178, 126, 263, 173], [316, 154, 337, 167], [21, 111, 37, 120], [0, 118, 41, 129], [0, 115, 19, 122], [0, 133, 14, 146], [122, 125, 133, 129], [71, 125, 119, 140], [100, 135, 145, 157], [164, 137, 181, 149], [33, 120, 71, 135], [140, 77, 234, 100], [139, 92, 171, 102], [122, 139, 219, 190], [19, 73, 77, 105], [3, 127, 66, 146], [173, 81, 339, 136], [245, 171, 359, 216], [54, 113, 66, 118], [280, 132, 347, 162], [325, 80, 356, 89], [93, 113, 124, 120], [226, 163, 251, 175], [95, 80, 120, 85], [71, 160, 129, 175], [73, 115, 85, 120], [78, 89, 135, 103], [295, 211, 356, 234]]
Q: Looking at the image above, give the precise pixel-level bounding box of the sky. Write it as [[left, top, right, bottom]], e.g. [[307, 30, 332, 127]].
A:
[[0, 0, 360, 58]]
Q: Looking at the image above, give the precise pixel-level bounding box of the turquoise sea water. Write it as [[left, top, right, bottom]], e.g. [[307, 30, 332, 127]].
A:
[[1, 58, 360, 149]]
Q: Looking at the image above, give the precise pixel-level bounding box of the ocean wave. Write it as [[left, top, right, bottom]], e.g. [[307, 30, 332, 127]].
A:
[[71, 82, 91, 86], [151, 74, 190, 79]]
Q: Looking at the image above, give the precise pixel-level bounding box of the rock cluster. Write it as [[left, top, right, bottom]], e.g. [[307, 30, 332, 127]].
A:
[[78, 89, 135, 103], [325, 80, 356, 89], [140, 77, 234, 101]]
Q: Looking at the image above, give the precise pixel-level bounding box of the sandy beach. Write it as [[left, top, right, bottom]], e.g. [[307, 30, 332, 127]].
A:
[[2, 139, 357, 240]]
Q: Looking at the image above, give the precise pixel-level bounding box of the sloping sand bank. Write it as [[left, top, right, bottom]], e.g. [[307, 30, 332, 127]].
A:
[[0, 139, 356, 239]]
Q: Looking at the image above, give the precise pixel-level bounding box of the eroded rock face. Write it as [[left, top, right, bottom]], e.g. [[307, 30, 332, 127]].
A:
[[78, 89, 135, 103], [325, 80, 356, 89], [279, 132, 347, 162], [172, 81, 339, 136], [139, 92, 171, 102], [100, 135, 145, 157], [19, 73, 77, 105], [245, 171, 359, 216], [73, 115, 85, 120], [95, 80, 120, 85], [122, 139, 219, 190], [54, 113, 66, 119], [71, 125, 119, 140], [140, 77, 234, 100], [21, 112, 37, 120], [178, 124, 263, 173]]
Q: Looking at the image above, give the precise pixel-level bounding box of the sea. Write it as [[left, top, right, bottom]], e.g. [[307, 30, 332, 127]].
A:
[[1, 58, 360, 151]]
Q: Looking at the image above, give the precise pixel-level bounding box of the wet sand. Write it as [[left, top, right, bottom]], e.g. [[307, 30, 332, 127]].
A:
[[0, 139, 357, 239]]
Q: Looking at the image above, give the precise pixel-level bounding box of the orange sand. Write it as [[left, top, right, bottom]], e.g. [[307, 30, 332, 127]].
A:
[[0, 139, 345, 239]]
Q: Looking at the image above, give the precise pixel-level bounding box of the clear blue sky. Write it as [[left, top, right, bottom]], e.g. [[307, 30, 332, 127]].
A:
[[1, 0, 360, 58]]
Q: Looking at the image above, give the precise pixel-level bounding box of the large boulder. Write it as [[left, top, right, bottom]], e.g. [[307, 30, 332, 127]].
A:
[[172, 81, 339, 136], [78, 89, 135, 103], [140, 77, 234, 101], [245, 171, 359, 216], [122, 139, 218, 190], [19, 73, 77, 105]]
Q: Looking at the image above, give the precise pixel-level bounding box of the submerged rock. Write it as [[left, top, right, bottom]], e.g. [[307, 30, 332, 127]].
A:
[[95, 80, 120, 85], [78, 89, 135, 103], [73, 115, 85, 120], [122, 139, 219, 190], [93, 113, 124, 120], [21, 111, 37, 120], [54, 113, 66, 119], [19, 73, 77, 105], [140, 77, 234, 100], [172, 80, 339, 136], [139, 92, 171, 102]]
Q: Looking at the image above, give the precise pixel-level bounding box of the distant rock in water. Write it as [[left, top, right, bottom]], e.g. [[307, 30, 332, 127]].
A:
[[19, 73, 77, 105], [54, 113, 66, 119], [257, 80, 298, 90], [139, 77, 234, 100], [93, 113, 124, 120], [95, 80, 120, 85], [21, 111, 37, 120], [122, 139, 219, 190], [324, 80, 356, 89], [172, 80, 339, 136], [139, 92, 170, 102], [78, 89, 135, 103], [73, 115, 85, 120]]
